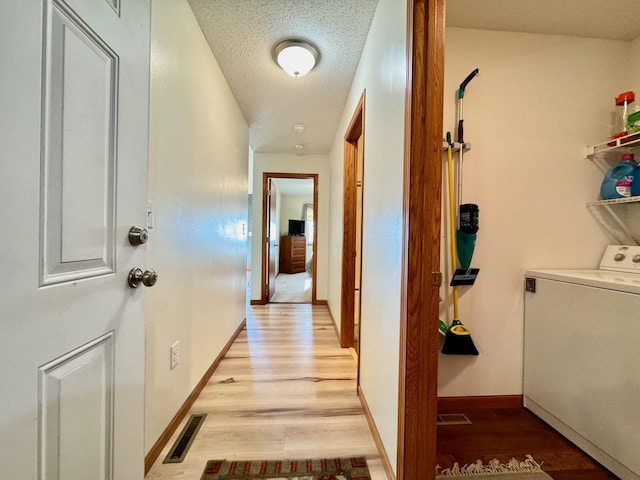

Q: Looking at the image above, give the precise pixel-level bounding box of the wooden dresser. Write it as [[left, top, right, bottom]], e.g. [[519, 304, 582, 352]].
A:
[[279, 235, 306, 273]]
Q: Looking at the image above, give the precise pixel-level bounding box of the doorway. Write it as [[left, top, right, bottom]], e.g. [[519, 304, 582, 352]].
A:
[[260, 173, 319, 304], [340, 92, 365, 361]]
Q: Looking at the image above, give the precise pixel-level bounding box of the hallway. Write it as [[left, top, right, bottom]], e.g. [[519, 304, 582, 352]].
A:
[[145, 304, 387, 479]]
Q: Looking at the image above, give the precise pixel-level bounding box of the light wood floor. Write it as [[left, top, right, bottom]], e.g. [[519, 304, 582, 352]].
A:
[[145, 304, 387, 480]]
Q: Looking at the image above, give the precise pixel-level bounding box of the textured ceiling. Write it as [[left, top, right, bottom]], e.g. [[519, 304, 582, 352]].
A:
[[187, 0, 379, 155], [447, 0, 640, 41], [187, 0, 640, 156], [272, 178, 313, 196]]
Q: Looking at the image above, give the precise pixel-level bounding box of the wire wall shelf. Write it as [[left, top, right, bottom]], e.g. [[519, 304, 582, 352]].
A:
[[585, 133, 640, 159], [587, 196, 640, 207]]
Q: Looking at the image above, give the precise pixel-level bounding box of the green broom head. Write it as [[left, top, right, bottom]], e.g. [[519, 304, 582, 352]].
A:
[[442, 319, 479, 355], [456, 230, 477, 269]]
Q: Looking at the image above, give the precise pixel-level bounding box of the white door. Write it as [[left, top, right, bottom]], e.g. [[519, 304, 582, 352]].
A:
[[1, 1, 151, 479]]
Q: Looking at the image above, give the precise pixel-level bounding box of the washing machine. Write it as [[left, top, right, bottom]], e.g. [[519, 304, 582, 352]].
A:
[[524, 245, 640, 480]]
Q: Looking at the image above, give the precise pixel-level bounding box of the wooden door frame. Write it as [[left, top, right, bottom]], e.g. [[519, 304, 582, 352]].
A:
[[260, 172, 319, 304], [266, 178, 277, 300], [397, 1, 445, 479], [340, 91, 365, 349]]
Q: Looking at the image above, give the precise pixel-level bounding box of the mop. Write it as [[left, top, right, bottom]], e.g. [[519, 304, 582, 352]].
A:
[[451, 68, 480, 286], [442, 132, 479, 355]]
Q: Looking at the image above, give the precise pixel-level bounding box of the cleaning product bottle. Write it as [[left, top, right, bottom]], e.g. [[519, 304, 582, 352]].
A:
[[614, 91, 635, 136], [601, 153, 637, 199], [632, 161, 640, 197]]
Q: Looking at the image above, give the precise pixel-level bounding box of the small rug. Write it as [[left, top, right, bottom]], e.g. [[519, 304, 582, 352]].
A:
[[436, 455, 553, 479], [201, 457, 370, 480]]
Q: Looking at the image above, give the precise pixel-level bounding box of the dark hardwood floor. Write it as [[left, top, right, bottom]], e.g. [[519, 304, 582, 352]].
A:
[[436, 407, 619, 480]]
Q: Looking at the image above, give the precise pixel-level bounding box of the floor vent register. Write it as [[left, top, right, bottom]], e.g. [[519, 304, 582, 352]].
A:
[[436, 413, 472, 425], [163, 413, 207, 463]]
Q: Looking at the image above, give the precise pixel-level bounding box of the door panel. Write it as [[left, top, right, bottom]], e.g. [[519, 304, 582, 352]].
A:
[[39, 333, 114, 480], [41, 1, 119, 284], [0, 0, 150, 478], [105, 0, 120, 14]]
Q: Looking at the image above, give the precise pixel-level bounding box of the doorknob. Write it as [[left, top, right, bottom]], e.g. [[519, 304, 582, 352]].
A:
[[128, 226, 148, 246], [128, 268, 158, 288]]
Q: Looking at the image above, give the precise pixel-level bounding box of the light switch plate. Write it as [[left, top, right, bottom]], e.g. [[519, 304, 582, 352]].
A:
[[170, 341, 179, 370]]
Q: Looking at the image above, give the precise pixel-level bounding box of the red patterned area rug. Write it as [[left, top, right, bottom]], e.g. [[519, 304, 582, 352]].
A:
[[201, 457, 371, 480]]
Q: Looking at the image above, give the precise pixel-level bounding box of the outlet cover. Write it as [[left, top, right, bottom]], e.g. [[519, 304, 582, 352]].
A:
[[170, 341, 179, 370]]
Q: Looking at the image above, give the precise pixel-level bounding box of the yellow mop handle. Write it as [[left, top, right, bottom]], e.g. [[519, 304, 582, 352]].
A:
[[446, 142, 459, 319]]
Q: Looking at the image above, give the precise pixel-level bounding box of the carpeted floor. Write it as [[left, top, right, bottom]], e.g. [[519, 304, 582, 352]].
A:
[[270, 272, 312, 303], [201, 457, 370, 479]]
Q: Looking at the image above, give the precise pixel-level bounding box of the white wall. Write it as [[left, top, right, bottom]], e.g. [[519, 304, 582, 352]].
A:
[[247, 147, 254, 269], [630, 36, 640, 97], [279, 194, 313, 235], [280, 194, 314, 261], [327, 0, 407, 471], [438, 27, 631, 396], [146, 0, 249, 452], [251, 154, 330, 300], [248, 147, 254, 193]]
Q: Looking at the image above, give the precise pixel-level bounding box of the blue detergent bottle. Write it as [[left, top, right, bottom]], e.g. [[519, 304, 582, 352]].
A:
[[601, 153, 637, 199]]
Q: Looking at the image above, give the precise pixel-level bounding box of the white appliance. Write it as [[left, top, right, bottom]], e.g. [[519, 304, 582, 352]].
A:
[[524, 245, 640, 480]]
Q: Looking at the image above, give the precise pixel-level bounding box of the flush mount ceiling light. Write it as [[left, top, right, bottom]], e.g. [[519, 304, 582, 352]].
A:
[[295, 144, 305, 150], [274, 40, 319, 77], [293, 124, 305, 133]]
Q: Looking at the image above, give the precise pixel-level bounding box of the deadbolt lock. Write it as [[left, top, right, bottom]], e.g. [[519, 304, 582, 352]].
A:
[[128, 226, 149, 246]]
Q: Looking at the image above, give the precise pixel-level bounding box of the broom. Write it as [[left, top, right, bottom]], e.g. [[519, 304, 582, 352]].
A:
[[442, 133, 479, 355]]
